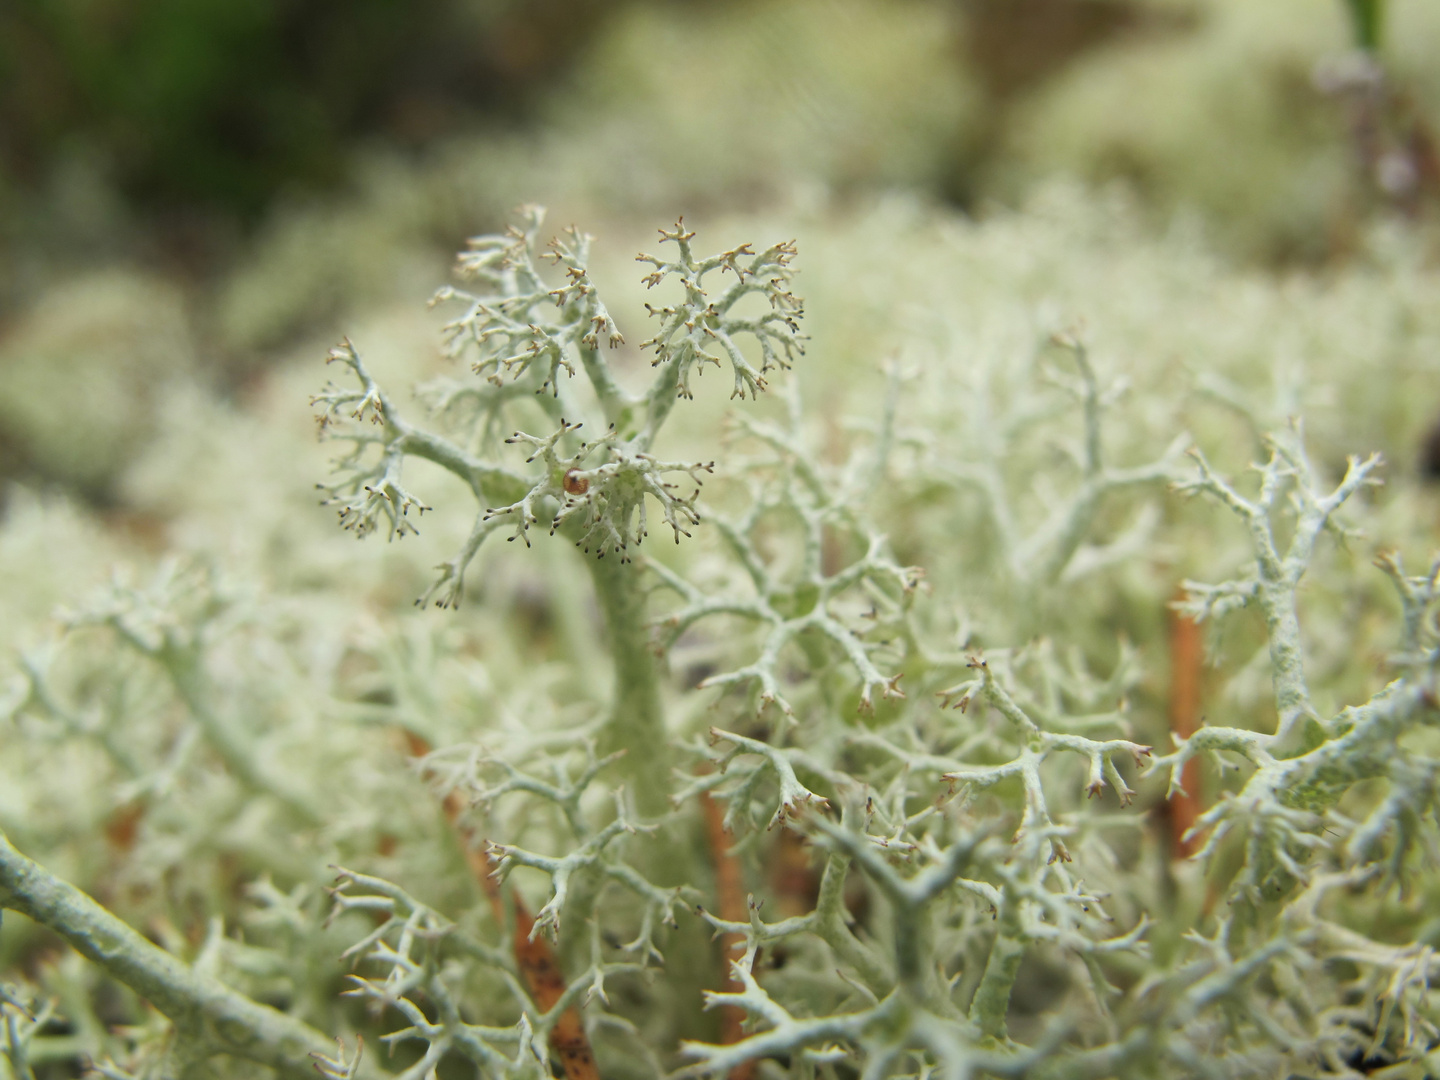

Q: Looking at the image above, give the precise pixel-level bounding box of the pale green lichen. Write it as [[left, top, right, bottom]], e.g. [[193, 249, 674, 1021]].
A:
[[3, 198, 1440, 1079]]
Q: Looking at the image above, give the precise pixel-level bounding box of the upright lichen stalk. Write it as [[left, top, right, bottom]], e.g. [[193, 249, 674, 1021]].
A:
[[311, 209, 803, 810]]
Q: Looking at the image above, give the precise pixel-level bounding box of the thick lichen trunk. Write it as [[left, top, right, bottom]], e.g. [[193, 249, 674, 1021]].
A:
[[969, 904, 1027, 1042], [0, 833, 359, 1080], [587, 553, 669, 818]]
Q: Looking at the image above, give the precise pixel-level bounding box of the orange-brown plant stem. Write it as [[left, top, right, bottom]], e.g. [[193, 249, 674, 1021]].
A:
[[105, 800, 147, 852], [404, 731, 599, 1080], [700, 791, 757, 1080], [511, 901, 599, 1080], [1168, 595, 1204, 858]]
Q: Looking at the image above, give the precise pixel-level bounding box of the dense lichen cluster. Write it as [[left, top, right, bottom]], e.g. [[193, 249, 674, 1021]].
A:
[[3, 198, 1440, 1079]]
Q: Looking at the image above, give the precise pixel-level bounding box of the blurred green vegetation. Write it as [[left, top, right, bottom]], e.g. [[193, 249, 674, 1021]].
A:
[[0, 0, 610, 216], [0, 0, 1437, 503], [5, 0, 1438, 256], [1344, 0, 1385, 51]]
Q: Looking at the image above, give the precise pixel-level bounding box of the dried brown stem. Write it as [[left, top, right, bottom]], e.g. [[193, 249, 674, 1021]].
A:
[[701, 791, 757, 1080], [404, 730, 600, 1080]]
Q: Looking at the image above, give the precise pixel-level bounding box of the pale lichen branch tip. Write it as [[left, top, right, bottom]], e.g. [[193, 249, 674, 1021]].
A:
[[659, 218, 696, 245]]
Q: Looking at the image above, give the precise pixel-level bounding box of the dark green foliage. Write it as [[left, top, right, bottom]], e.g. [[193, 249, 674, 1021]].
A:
[[1343, 0, 1385, 50], [0, 0, 611, 216]]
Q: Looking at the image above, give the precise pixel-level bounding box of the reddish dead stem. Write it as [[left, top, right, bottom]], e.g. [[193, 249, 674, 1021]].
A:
[[104, 800, 147, 852], [701, 791, 758, 1080], [404, 730, 600, 1080], [512, 901, 599, 1079]]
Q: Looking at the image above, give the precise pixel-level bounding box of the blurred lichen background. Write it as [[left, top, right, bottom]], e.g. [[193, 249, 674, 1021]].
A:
[[4, 1, 1440, 1077], [2, 0, 1438, 503]]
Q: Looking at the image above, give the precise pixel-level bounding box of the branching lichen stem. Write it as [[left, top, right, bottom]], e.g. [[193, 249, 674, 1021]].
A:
[[0, 833, 363, 1080]]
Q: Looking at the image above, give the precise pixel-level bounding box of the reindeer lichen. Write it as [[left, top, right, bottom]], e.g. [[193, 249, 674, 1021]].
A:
[[3, 206, 1438, 1080]]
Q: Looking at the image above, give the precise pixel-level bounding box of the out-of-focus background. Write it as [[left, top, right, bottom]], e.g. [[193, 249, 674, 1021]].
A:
[[0, 0, 1436, 528]]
